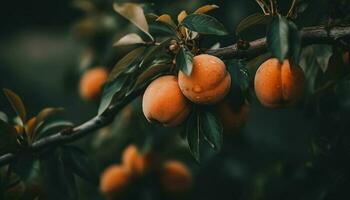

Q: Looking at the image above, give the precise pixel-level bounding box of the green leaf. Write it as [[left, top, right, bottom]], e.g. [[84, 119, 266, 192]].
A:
[[32, 107, 65, 138], [36, 120, 74, 140], [181, 14, 228, 36], [62, 146, 98, 185], [267, 15, 290, 62], [227, 60, 251, 92], [236, 13, 272, 35], [40, 151, 78, 200], [194, 4, 219, 14], [113, 33, 145, 47], [176, 46, 193, 76], [3, 89, 26, 124], [12, 151, 35, 181], [288, 21, 301, 66], [108, 47, 145, 82], [200, 111, 223, 151], [149, 21, 178, 37], [186, 112, 200, 162], [127, 61, 171, 95], [0, 119, 18, 155], [140, 38, 172, 68], [113, 3, 153, 41], [98, 75, 129, 115]]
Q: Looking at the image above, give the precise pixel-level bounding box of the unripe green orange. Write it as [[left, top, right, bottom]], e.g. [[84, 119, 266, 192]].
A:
[[254, 59, 305, 108], [142, 75, 191, 127], [178, 54, 231, 104]]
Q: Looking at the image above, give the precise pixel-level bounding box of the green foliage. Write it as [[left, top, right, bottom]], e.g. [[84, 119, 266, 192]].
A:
[[267, 15, 301, 64], [0, 119, 17, 155], [236, 13, 272, 36], [267, 15, 290, 62], [201, 111, 223, 151], [176, 46, 194, 76], [181, 14, 228, 36]]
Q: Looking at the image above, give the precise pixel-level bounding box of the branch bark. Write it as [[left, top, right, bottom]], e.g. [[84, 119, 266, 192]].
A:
[[1, 25, 350, 166]]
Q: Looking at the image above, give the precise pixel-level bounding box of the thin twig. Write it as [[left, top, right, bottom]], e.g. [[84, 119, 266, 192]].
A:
[[0, 25, 350, 167], [255, 0, 270, 15], [287, 0, 297, 18]]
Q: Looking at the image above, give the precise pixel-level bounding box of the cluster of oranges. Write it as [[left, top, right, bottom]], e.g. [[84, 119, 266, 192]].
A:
[[142, 54, 232, 127], [142, 54, 306, 131], [78, 53, 308, 133], [100, 145, 192, 200]]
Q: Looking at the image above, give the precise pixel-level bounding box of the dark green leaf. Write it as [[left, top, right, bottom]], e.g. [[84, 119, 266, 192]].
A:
[[228, 60, 251, 92], [108, 47, 146, 82], [176, 47, 193, 76], [267, 15, 290, 62], [182, 14, 228, 36], [12, 152, 35, 181], [200, 111, 223, 151], [149, 22, 178, 37], [186, 112, 200, 162], [299, 45, 332, 95], [288, 21, 301, 66], [32, 107, 65, 137], [0, 119, 18, 155], [127, 61, 171, 95], [40, 151, 78, 200], [140, 38, 172, 68], [236, 13, 272, 35], [35, 120, 74, 140], [62, 146, 98, 185], [3, 89, 26, 124], [98, 74, 129, 115]]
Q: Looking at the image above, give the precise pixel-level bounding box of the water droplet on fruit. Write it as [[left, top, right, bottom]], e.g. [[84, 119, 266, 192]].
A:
[[193, 85, 202, 93]]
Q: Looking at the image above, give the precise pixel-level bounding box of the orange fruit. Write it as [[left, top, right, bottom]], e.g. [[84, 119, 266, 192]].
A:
[[215, 100, 249, 134], [142, 75, 191, 127], [254, 59, 305, 108], [159, 161, 192, 194], [79, 67, 108, 100], [100, 165, 130, 197], [122, 145, 147, 176], [178, 54, 231, 104]]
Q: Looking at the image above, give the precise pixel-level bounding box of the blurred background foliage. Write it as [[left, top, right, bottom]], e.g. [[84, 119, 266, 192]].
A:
[[1, 0, 350, 199]]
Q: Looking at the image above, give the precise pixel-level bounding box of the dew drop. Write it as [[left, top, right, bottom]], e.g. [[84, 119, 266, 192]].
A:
[[193, 85, 202, 93]]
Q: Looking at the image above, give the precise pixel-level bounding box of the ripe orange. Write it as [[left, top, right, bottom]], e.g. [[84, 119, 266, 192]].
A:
[[100, 165, 130, 197], [79, 67, 108, 100], [122, 145, 147, 176], [159, 160, 192, 194], [254, 59, 305, 108], [178, 54, 231, 104], [215, 99, 249, 134], [142, 75, 191, 127]]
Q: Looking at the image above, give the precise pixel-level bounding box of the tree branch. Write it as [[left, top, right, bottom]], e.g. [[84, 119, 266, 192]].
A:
[[206, 25, 350, 59], [1, 25, 350, 167]]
